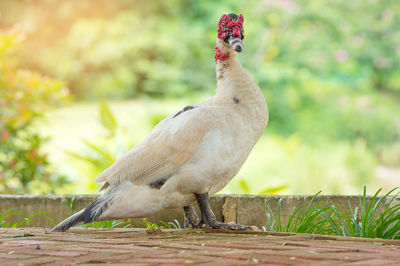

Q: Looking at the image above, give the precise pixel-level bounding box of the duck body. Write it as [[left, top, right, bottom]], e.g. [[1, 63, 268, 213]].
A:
[[51, 13, 268, 232], [97, 51, 268, 220]]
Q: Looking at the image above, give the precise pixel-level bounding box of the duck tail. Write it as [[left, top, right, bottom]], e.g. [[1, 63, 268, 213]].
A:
[[51, 194, 110, 232]]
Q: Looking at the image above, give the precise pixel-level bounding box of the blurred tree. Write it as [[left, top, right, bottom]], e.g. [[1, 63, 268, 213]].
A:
[[0, 0, 397, 146], [0, 31, 69, 193], [0, 0, 399, 194]]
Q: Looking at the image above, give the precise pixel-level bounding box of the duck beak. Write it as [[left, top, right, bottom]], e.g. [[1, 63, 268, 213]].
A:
[[228, 37, 244, 53]]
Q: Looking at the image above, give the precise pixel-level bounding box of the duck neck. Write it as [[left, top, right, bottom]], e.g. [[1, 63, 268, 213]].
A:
[[214, 39, 251, 97]]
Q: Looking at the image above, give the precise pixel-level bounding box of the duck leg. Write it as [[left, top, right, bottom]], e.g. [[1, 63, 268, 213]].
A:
[[195, 192, 252, 230], [183, 205, 200, 229]]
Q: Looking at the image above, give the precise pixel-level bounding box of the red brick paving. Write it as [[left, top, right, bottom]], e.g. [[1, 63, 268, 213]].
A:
[[0, 228, 400, 265]]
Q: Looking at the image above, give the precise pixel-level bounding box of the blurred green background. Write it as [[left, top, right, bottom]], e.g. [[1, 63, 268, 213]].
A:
[[0, 0, 399, 195]]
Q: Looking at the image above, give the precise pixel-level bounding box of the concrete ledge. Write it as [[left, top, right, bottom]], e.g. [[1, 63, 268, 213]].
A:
[[0, 194, 398, 228]]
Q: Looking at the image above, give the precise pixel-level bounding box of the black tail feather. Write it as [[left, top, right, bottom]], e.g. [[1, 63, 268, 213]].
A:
[[50, 209, 85, 232], [51, 198, 105, 232], [80, 198, 104, 224]]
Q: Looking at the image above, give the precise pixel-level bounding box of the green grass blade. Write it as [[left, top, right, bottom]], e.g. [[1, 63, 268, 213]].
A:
[[321, 210, 342, 235]]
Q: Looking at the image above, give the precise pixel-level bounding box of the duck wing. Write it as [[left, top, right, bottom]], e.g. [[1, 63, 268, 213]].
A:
[[93, 104, 219, 189]]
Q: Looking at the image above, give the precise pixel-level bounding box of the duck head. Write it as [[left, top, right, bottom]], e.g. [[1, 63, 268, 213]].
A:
[[217, 13, 245, 53]]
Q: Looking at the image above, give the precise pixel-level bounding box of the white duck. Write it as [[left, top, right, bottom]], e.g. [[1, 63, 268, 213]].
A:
[[52, 13, 268, 232]]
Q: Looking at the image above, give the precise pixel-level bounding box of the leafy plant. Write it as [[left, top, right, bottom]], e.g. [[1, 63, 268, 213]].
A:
[[66, 102, 134, 192], [0, 0, 399, 197], [99, 101, 117, 137], [82, 219, 132, 229], [322, 187, 400, 239], [140, 218, 182, 230], [237, 178, 289, 195], [81, 218, 182, 230], [264, 187, 400, 239], [140, 218, 163, 229], [159, 219, 182, 229], [0, 209, 49, 228], [63, 197, 76, 213], [264, 191, 332, 234], [0, 31, 69, 194]]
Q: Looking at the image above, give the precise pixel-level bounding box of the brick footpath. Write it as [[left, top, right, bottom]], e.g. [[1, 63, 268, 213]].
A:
[[0, 228, 400, 265]]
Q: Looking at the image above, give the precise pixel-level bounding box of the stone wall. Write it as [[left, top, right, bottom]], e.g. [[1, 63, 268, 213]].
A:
[[0, 194, 397, 228]]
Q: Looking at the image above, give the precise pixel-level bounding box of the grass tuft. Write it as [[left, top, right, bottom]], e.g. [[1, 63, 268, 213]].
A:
[[264, 187, 400, 239], [265, 191, 332, 235], [82, 218, 182, 230], [322, 187, 400, 239], [0, 209, 49, 228]]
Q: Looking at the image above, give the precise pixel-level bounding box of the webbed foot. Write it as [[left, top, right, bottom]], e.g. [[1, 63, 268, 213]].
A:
[[195, 192, 256, 231]]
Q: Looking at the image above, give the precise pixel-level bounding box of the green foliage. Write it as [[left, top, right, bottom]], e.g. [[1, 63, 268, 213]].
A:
[[0, 209, 49, 228], [140, 218, 163, 229], [82, 219, 132, 229], [238, 179, 288, 195], [258, 185, 289, 195], [0, 32, 69, 193], [81, 218, 182, 230], [3, 0, 400, 98], [323, 187, 400, 239], [222, 136, 378, 195], [63, 197, 76, 212], [264, 187, 400, 239], [161, 219, 182, 230], [265, 192, 333, 234], [99, 102, 117, 137], [0, 1, 399, 195], [66, 102, 134, 191], [136, 218, 182, 230]]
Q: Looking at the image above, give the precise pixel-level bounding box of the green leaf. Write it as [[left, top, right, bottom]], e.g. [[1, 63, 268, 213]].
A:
[[238, 179, 250, 194], [99, 101, 117, 137], [258, 184, 289, 195], [84, 139, 115, 164]]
